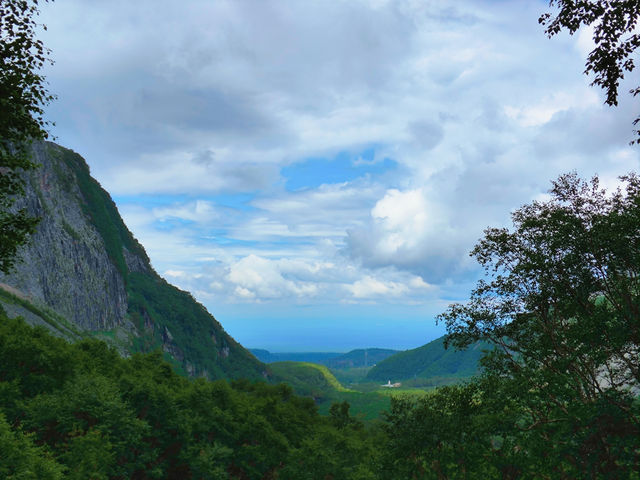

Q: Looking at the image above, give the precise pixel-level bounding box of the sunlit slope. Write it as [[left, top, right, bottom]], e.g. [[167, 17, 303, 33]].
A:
[[366, 335, 491, 383], [269, 361, 351, 398], [270, 361, 394, 420]]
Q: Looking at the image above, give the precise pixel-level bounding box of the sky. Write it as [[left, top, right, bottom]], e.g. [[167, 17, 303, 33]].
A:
[[37, 0, 640, 352]]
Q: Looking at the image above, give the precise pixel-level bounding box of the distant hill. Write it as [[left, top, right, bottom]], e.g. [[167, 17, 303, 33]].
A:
[[366, 336, 491, 383], [269, 361, 350, 400], [268, 361, 392, 421], [325, 348, 398, 369], [251, 348, 398, 369], [250, 349, 342, 364]]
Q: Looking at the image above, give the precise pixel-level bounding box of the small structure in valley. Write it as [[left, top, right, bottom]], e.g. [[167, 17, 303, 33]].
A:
[[381, 380, 401, 388]]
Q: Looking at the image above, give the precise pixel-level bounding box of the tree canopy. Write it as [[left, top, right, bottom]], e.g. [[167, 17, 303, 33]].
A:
[[436, 172, 640, 477], [540, 1, 640, 143], [0, 0, 55, 273]]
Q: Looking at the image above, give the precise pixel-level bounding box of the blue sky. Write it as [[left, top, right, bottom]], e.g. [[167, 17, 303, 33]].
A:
[[38, 0, 640, 351]]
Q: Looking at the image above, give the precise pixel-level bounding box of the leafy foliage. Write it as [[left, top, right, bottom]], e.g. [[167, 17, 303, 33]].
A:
[[0, 0, 55, 273], [127, 272, 265, 380], [0, 413, 64, 480], [434, 172, 640, 477], [540, 1, 640, 142], [0, 314, 381, 479]]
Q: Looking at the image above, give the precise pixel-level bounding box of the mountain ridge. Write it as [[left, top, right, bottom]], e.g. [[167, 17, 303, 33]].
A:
[[366, 335, 490, 383], [0, 141, 266, 380]]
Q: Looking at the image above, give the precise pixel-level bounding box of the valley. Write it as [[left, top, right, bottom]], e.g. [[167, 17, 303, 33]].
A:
[[2, 1, 640, 477]]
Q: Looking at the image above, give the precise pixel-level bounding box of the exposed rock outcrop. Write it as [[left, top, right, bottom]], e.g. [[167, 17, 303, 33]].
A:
[[1, 142, 129, 330], [0, 142, 266, 380]]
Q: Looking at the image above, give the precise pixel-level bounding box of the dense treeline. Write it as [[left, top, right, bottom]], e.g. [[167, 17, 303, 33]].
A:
[[0, 313, 381, 479], [3, 303, 638, 479]]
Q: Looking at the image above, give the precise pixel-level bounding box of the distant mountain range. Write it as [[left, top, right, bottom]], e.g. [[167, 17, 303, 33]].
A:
[[250, 350, 342, 365], [255, 338, 491, 388], [250, 348, 399, 369]]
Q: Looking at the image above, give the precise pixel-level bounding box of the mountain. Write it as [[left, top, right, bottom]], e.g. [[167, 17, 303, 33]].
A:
[[250, 348, 398, 369], [366, 335, 491, 383], [250, 349, 342, 364], [324, 348, 398, 369], [0, 141, 265, 380], [268, 361, 351, 400]]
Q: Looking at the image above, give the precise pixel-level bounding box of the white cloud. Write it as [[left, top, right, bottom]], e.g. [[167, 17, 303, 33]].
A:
[[38, 0, 640, 336], [347, 276, 408, 299], [504, 89, 600, 127], [227, 255, 319, 301]]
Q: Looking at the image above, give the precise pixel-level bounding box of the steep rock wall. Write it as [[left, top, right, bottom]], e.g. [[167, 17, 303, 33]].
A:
[[0, 142, 130, 330], [0, 142, 266, 380]]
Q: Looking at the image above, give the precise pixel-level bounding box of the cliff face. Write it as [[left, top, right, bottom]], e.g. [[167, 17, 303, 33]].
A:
[[0, 142, 266, 380], [1, 142, 130, 331]]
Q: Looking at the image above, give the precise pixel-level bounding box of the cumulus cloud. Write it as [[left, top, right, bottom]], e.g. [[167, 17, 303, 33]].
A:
[[227, 255, 320, 301], [345, 273, 434, 300]]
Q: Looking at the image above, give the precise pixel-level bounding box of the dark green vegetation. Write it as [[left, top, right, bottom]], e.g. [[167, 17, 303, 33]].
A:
[[430, 173, 640, 478], [540, 1, 640, 142], [126, 272, 263, 380], [0, 315, 382, 479], [0, 0, 54, 272], [366, 336, 489, 385]]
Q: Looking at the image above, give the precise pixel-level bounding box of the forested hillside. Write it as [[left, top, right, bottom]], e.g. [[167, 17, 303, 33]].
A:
[[366, 336, 489, 384], [0, 314, 380, 479], [0, 143, 265, 380]]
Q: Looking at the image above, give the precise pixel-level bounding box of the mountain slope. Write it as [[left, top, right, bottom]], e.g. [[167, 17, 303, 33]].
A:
[[0, 141, 265, 380], [366, 335, 490, 383], [325, 348, 398, 369], [269, 361, 351, 399]]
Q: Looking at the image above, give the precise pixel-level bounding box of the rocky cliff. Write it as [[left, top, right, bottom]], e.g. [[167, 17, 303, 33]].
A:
[[0, 141, 266, 380]]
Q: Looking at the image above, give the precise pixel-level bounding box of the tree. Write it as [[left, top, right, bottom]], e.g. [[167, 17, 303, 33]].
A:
[[439, 172, 640, 476], [539, 1, 640, 143], [0, 413, 64, 480], [0, 0, 55, 273]]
